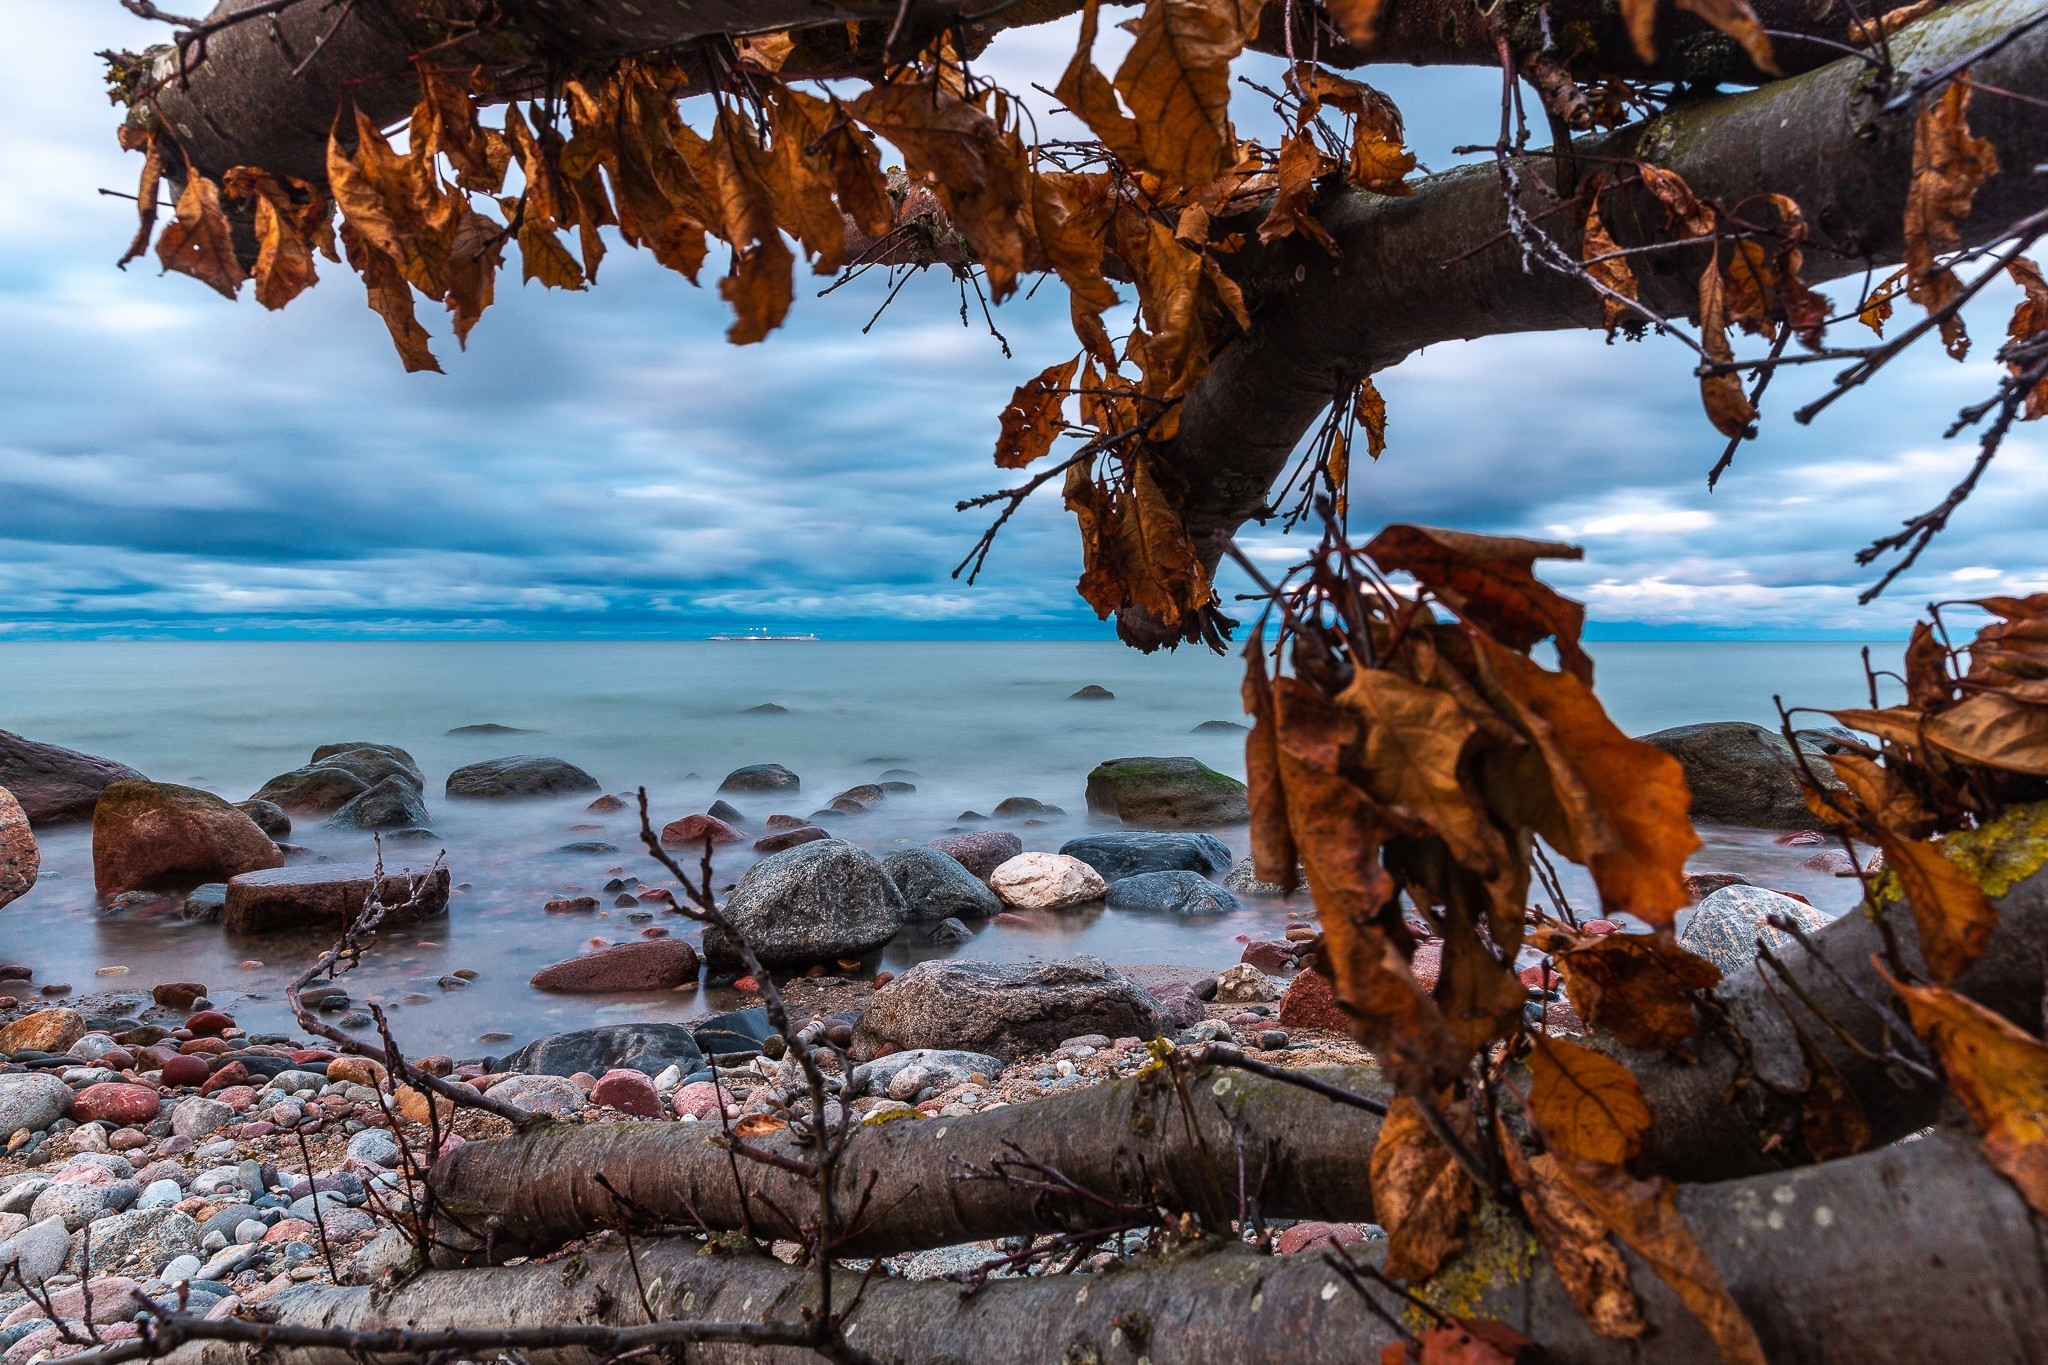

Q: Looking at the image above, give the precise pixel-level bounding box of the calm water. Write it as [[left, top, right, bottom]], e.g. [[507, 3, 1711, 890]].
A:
[[0, 640, 1900, 1054]]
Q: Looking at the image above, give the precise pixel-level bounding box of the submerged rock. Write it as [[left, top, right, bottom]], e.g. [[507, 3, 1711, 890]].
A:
[[924, 831, 1022, 881], [1191, 720, 1247, 735], [718, 764, 800, 794], [328, 777, 430, 830], [91, 781, 283, 898], [660, 814, 745, 846], [988, 853, 1106, 910], [881, 847, 1001, 922], [1638, 722, 1827, 830], [1059, 831, 1232, 883], [1084, 756, 1249, 829], [447, 723, 534, 736], [702, 840, 904, 970], [754, 825, 827, 853], [308, 745, 424, 790], [529, 940, 700, 993], [248, 765, 370, 815], [222, 863, 450, 934], [232, 799, 291, 839], [1104, 870, 1238, 915], [0, 786, 36, 910], [0, 730, 144, 826], [445, 756, 600, 799], [1069, 685, 1115, 700], [498, 1023, 704, 1079], [854, 957, 1171, 1059]]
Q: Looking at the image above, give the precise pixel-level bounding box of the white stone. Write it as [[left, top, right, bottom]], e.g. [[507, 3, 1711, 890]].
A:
[[987, 853, 1108, 911], [1213, 963, 1279, 1004]]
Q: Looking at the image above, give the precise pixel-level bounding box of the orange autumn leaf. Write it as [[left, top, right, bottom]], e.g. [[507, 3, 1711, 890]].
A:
[[2006, 257, 2048, 419], [1242, 645, 1300, 892], [1501, 1140, 1646, 1340], [338, 221, 440, 374], [1527, 1036, 1653, 1167], [1370, 1096, 1477, 1280], [1676, 0, 1779, 74], [1697, 257, 1758, 437], [222, 168, 326, 311], [1637, 165, 1716, 239], [1875, 830, 1995, 982], [1622, 0, 1658, 61], [1581, 176, 1639, 336], [1258, 132, 1338, 250], [1056, 0, 1146, 167], [155, 173, 244, 300], [1355, 377, 1388, 458], [994, 354, 1080, 468], [1886, 972, 2048, 1217], [1905, 79, 1999, 359], [1112, 0, 1260, 191], [1904, 619, 1957, 709], [1364, 524, 1592, 682], [1534, 928, 1720, 1050], [1849, 0, 1940, 43], [1922, 691, 2048, 774]]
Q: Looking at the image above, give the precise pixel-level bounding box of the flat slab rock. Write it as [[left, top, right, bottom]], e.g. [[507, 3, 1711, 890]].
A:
[[222, 862, 450, 934], [1083, 757, 1249, 830], [853, 956, 1172, 1059]]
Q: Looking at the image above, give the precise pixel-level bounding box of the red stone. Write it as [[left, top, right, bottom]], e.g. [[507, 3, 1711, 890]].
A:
[[1517, 962, 1556, 988], [590, 1069, 662, 1118], [69, 1083, 161, 1126], [185, 1010, 234, 1037], [1410, 941, 1442, 991], [96, 1049, 135, 1071], [199, 1061, 249, 1095], [264, 1219, 317, 1243], [1277, 966, 1350, 1034], [872, 972, 893, 989], [1276, 1221, 1366, 1255], [1801, 849, 1858, 875], [753, 826, 826, 854], [732, 975, 759, 993], [659, 814, 745, 847], [1582, 919, 1619, 935], [290, 1049, 339, 1065], [529, 939, 701, 993], [764, 814, 810, 832], [1239, 940, 1296, 973], [1773, 830, 1827, 847], [179, 1037, 229, 1056]]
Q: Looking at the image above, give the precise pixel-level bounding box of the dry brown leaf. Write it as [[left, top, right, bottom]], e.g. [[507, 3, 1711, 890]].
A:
[[994, 354, 1080, 469], [1886, 972, 2048, 1217], [1528, 1036, 1653, 1167], [1474, 639, 1699, 928], [1858, 267, 1907, 336], [1242, 645, 1300, 893], [1113, 0, 1258, 191], [1258, 132, 1338, 250], [732, 1113, 788, 1138], [1355, 378, 1388, 458], [1622, 0, 1658, 62], [222, 168, 324, 310], [1826, 704, 1930, 751], [1922, 691, 2048, 775], [1346, 86, 1416, 194], [1876, 830, 1996, 981], [1437, 909, 1533, 1054], [1581, 177, 1638, 336], [414, 66, 506, 195], [1904, 619, 1956, 708], [515, 216, 587, 290], [1535, 929, 1720, 1051], [118, 129, 164, 269], [1325, 0, 1388, 46], [1371, 1096, 1477, 1280], [1032, 170, 1121, 364], [1503, 1141, 1646, 1340], [1637, 165, 1716, 239], [1792, 1021, 1872, 1161], [1056, 0, 1146, 167], [764, 87, 857, 276], [1675, 0, 1779, 73], [1550, 1159, 1768, 1365], [338, 221, 440, 373], [735, 31, 795, 72], [1113, 210, 1211, 400], [1819, 750, 1936, 838], [1336, 669, 1508, 886], [155, 173, 244, 300], [702, 114, 793, 343], [1905, 79, 1999, 360], [1697, 258, 1758, 437], [1850, 0, 1941, 44], [2006, 257, 2048, 419], [1364, 524, 1592, 682]]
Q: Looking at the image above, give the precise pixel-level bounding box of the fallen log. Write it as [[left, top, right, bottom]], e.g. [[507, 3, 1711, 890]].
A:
[[161, 1131, 2048, 1365]]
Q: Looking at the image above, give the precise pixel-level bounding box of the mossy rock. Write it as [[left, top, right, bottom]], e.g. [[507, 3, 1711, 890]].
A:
[[1084, 757, 1249, 830]]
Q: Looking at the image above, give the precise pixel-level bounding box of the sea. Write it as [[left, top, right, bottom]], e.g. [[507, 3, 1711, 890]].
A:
[[0, 640, 1902, 1055]]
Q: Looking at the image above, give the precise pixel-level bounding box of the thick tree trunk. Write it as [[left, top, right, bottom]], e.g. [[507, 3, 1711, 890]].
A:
[[177, 1132, 2048, 1364], [429, 848, 2048, 1258]]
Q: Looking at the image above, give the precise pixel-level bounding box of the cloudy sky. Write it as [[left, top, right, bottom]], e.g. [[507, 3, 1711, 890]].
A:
[[1, 4, 2041, 642]]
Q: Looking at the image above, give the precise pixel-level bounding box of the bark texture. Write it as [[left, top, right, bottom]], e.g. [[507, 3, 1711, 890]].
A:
[[183, 1132, 2048, 1364]]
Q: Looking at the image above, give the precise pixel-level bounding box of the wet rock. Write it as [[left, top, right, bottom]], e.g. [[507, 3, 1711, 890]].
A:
[[157, 1055, 209, 1088], [586, 794, 629, 814], [707, 799, 746, 826], [0, 1008, 85, 1057], [168, 1097, 234, 1140], [0, 787, 36, 911], [498, 1023, 705, 1079], [544, 895, 598, 914], [1213, 963, 1278, 1003], [1638, 722, 1827, 830], [556, 841, 618, 855], [691, 1008, 773, 1059], [718, 765, 800, 794], [1103, 870, 1238, 916], [1084, 757, 1249, 829], [1191, 720, 1247, 735], [329, 777, 430, 831], [151, 983, 207, 1010], [1276, 1221, 1367, 1255], [248, 765, 370, 815], [745, 703, 790, 715], [702, 840, 905, 971], [0, 731, 144, 827], [1679, 885, 1830, 976], [854, 957, 1172, 1059], [447, 723, 533, 736], [923, 831, 1023, 882], [1069, 685, 1115, 700], [992, 796, 1056, 818], [1240, 940, 1297, 972], [660, 814, 745, 846], [0, 1073, 74, 1139], [222, 863, 450, 935], [91, 781, 283, 898], [529, 940, 700, 993], [232, 800, 290, 839], [446, 757, 600, 799], [181, 884, 228, 921], [1802, 848, 1859, 875], [1147, 980, 1206, 1028], [924, 917, 973, 944], [589, 1069, 661, 1118], [847, 1049, 1002, 1099], [988, 853, 1106, 911], [831, 785, 887, 813], [1278, 967, 1349, 1034], [68, 1085, 159, 1127], [881, 848, 1001, 922], [1058, 831, 1232, 883], [754, 825, 827, 853], [309, 743, 424, 787], [1683, 871, 1750, 902]]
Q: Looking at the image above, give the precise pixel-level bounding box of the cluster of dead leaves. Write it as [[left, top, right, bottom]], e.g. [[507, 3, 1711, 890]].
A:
[[1239, 524, 1761, 1353]]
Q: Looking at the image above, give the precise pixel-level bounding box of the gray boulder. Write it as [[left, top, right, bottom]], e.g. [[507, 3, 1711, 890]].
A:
[[854, 956, 1173, 1059], [1638, 722, 1827, 830], [0, 729, 144, 826], [168, 1097, 234, 1140], [329, 777, 431, 830], [924, 831, 1023, 881], [446, 756, 600, 799], [848, 1049, 1003, 1101], [0, 1217, 72, 1285], [308, 744, 424, 788], [1084, 757, 1249, 829], [1104, 870, 1239, 915], [484, 1074, 587, 1114], [249, 765, 370, 814], [1678, 885, 1831, 976], [1222, 856, 1297, 897], [498, 1023, 704, 1079], [702, 839, 905, 970], [881, 848, 1001, 922], [718, 764, 801, 793], [0, 1073, 73, 1140], [1059, 831, 1232, 883], [67, 1207, 197, 1274], [233, 799, 291, 839]]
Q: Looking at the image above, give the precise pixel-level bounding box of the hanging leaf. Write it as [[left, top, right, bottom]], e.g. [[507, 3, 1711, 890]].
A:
[[702, 114, 794, 344], [1363, 524, 1592, 681], [1885, 972, 2048, 1217], [1527, 1036, 1653, 1167], [1242, 644, 1300, 892], [2006, 258, 2048, 419], [1858, 267, 1907, 336], [1371, 1096, 1477, 1280], [1580, 176, 1638, 336], [1533, 928, 1720, 1051], [117, 127, 164, 269], [1355, 377, 1388, 458], [414, 65, 507, 194], [1056, 0, 1147, 166], [1258, 132, 1338, 250], [1637, 165, 1716, 239], [1874, 831, 1996, 982], [1697, 258, 1758, 437], [994, 355, 1080, 468], [1501, 1141, 1647, 1340], [766, 87, 867, 276], [339, 221, 440, 373], [515, 215, 587, 290], [1336, 669, 1509, 891], [1903, 619, 1957, 709], [1113, 0, 1260, 191], [1346, 86, 1416, 194], [155, 173, 244, 300], [222, 168, 324, 310], [1032, 170, 1122, 364], [1904, 79, 1999, 360], [1675, 0, 1779, 74]]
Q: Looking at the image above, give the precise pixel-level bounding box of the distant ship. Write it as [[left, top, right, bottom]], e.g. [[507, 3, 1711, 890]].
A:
[[706, 627, 820, 642]]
